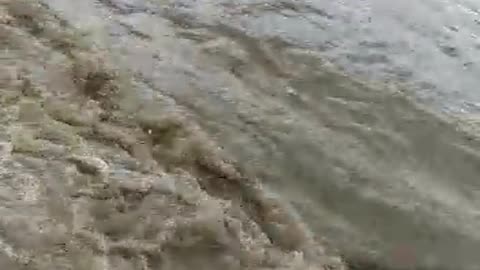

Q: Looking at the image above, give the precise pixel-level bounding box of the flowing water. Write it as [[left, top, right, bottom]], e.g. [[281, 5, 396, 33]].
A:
[[2, 0, 480, 269]]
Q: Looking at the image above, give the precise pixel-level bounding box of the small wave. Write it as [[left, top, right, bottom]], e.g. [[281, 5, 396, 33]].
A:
[[0, 1, 345, 269]]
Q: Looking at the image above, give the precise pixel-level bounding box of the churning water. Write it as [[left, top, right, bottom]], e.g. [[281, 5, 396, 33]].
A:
[[2, 0, 480, 269]]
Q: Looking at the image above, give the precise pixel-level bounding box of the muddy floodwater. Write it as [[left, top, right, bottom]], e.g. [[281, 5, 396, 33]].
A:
[[2, 0, 480, 269]]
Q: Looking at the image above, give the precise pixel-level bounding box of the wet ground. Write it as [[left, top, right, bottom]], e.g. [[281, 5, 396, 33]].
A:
[[2, 0, 480, 269]]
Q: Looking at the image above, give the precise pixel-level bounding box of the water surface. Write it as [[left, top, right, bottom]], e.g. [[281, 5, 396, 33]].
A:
[[2, 0, 480, 269]]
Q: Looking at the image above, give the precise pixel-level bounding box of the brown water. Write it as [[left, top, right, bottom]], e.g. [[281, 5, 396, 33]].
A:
[[2, 0, 480, 269]]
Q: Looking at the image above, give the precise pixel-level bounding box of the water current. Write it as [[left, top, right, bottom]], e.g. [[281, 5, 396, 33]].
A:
[[2, 0, 480, 269]]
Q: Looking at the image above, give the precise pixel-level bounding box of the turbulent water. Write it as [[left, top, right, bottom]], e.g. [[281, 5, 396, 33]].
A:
[[2, 0, 480, 269]]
